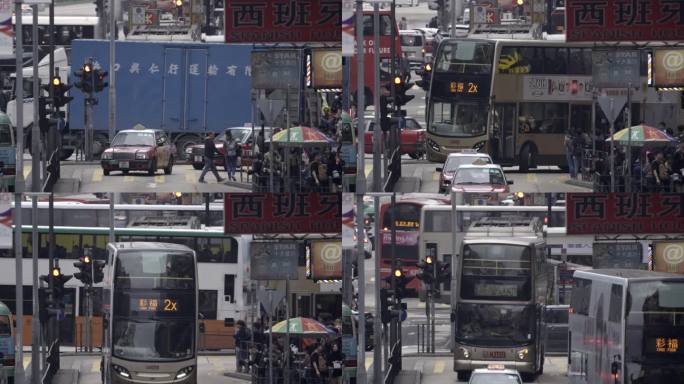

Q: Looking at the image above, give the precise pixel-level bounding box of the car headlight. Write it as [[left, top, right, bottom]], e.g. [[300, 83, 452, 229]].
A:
[[102, 152, 112, 160], [427, 138, 440, 152], [459, 347, 470, 359], [517, 348, 529, 360], [112, 364, 131, 378], [175, 365, 195, 379], [135, 152, 149, 160]]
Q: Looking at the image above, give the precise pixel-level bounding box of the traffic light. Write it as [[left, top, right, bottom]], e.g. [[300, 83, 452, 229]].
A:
[[379, 95, 392, 133], [38, 96, 50, 133], [74, 256, 92, 285], [51, 76, 74, 109], [73, 62, 94, 94], [93, 260, 105, 284], [94, 0, 103, 17], [380, 288, 392, 324], [416, 257, 435, 287], [393, 268, 412, 300], [52, 267, 73, 300], [392, 75, 415, 108], [93, 69, 108, 93]]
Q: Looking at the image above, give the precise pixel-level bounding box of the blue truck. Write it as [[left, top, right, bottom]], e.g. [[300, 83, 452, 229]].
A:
[[65, 39, 253, 158]]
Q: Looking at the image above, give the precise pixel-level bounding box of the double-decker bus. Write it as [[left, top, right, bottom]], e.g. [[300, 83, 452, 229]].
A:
[[350, 7, 403, 109], [103, 242, 198, 384], [425, 38, 679, 169], [378, 194, 449, 294], [568, 269, 684, 383], [453, 216, 548, 381]]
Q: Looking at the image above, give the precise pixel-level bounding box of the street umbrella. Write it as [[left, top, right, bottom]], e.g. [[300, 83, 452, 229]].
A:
[[266, 317, 336, 337], [605, 124, 676, 146], [270, 126, 335, 147]]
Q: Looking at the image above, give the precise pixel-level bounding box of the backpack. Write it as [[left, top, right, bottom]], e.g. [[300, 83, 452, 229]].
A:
[[318, 163, 328, 181]]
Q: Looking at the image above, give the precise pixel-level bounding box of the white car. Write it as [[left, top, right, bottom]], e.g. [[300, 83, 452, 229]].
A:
[[436, 151, 493, 193], [468, 365, 523, 384]]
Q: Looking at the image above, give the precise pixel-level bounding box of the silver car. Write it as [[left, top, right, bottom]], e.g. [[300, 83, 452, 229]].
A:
[[468, 365, 523, 384]]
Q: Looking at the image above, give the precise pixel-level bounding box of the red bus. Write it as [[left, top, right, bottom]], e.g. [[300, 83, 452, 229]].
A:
[[378, 194, 450, 294], [350, 7, 403, 109]]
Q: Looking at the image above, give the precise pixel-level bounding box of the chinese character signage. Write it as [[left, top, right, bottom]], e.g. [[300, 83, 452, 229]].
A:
[[653, 242, 684, 273], [224, 193, 341, 234], [592, 242, 642, 269], [592, 50, 641, 88], [645, 336, 682, 355], [312, 49, 342, 88], [250, 242, 300, 280], [251, 50, 302, 89], [311, 240, 342, 280], [654, 49, 684, 88], [522, 76, 595, 101], [224, 0, 342, 43], [566, 193, 684, 235], [432, 75, 491, 99], [566, 0, 684, 42]]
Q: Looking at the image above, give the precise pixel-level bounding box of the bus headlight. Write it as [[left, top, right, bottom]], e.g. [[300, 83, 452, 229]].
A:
[[112, 364, 131, 378], [427, 138, 440, 152], [175, 365, 195, 379], [472, 141, 486, 151], [517, 348, 529, 360], [459, 347, 470, 359]]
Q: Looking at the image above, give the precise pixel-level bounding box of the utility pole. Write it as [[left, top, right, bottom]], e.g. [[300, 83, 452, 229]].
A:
[[31, 5, 40, 192], [31, 193, 41, 384], [355, 0, 366, 194], [108, 0, 117, 146], [373, 3, 381, 192], [14, 0, 25, 381]]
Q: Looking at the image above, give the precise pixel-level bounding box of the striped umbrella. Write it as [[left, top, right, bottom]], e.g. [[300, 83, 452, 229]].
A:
[[270, 126, 335, 146], [606, 124, 676, 145], [266, 317, 336, 337]]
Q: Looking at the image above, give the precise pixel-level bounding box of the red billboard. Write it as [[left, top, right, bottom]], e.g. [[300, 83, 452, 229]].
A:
[[224, 193, 341, 234], [566, 193, 684, 235], [224, 0, 341, 43], [565, 0, 684, 42]]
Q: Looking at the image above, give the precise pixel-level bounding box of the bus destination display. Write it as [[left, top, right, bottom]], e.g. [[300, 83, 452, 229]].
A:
[[645, 337, 682, 355], [132, 298, 179, 313], [475, 283, 517, 298]]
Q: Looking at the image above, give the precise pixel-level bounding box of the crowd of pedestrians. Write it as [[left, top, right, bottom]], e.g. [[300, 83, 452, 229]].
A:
[[233, 319, 345, 384]]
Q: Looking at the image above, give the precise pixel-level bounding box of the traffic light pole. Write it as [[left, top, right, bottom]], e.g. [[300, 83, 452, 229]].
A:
[[373, 194, 383, 381], [31, 193, 41, 384], [372, 3, 381, 192], [32, 5, 41, 192]]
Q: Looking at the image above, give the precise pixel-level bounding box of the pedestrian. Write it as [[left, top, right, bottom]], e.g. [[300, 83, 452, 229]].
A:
[[223, 130, 241, 181], [673, 143, 684, 192], [310, 345, 327, 383], [326, 340, 344, 384], [234, 320, 252, 373], [399, 16, 408, 30], [652, 152, 670, 191], [198, 132, 225, 183], [328, 153, 344, 192], [249, 153, 265, 191], [310, 153, 329, 192], [564, 129, 577, 179]]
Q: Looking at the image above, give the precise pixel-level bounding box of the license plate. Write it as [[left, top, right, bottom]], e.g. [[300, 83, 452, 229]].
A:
[[119, 161, 129, 169], [194, 155, 203, 162], [484, 351, 506, 359]]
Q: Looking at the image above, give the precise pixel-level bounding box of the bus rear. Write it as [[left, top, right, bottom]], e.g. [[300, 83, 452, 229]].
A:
[[106, 242, 198, 384], [426, 39, 494, 162]]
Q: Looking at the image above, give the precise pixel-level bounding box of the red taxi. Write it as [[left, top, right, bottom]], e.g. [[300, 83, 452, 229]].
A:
[[450, 164, 513, 194], [362, 116, 426, 159], [101, 127, 176, 176]]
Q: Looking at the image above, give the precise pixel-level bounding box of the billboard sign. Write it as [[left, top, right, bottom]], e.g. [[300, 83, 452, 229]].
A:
[[342, 0, 354, 56], [654, 49, 684, 88], [522, 76, 595, 101], [0, 0, 11, 56], [250, 242, 299, 280], [311, 241, 342, 280], [592, 50, 641, 88], [251, 50, 301, 89], [566, 0, 684, 42], [224, 193, 341, 234], [566, 193, 684, 235], [224, 0, 341, 43], [0, 194, 10, 249], [312, 49, 343, 88], [592, 242, 643, 269], [653, 242, 684, 274]]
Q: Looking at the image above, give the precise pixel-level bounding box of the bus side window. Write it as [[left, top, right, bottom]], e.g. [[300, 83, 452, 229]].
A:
[[608, 284, 623, 323], [571, 278, 591, 315]]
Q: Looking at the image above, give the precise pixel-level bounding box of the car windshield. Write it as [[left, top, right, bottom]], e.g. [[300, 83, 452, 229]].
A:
[[445, 156, 491, 172], [113, 318, 194, 361], [470, 373, 521, 384], [454, 167, 505, 185], [401, 34, 423, 46], [112, 132, 155, 147]]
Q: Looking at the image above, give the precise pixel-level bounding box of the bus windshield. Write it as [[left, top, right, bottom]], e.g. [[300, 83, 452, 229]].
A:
[[625, 281, 684, 383], [113, 318, 194, 361], [435, 40, 494, 74], [429, 101, 487, 137], [461, 244, 531, 301], [456, 303, 535, 347], [114, 251, 195, 290]]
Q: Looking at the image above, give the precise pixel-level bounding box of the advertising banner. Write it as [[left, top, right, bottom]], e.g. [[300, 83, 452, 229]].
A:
[[0, 0, 12, 56], [0, 193, 10, 249], [342, 0, 354, 56], [224, 0, 341, 43], [224, 193, 341, 234], [566, 193, 684, 235], [592, 242, 643, 269], [311, 241, 342, 280], [522, 75, 595, 101], [250, 242, 300, 280], [312, 49, 343, 88], [251, 50, 301, 89], [566, 0, 684, 42], [653, 242, 684, 274], [654, 49, 684, 88]]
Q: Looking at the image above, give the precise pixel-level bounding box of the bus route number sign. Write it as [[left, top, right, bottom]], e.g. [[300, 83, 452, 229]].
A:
[[133, 298, 178, 313], [450, 81, 480, 95], [648, 337, 681, 354]]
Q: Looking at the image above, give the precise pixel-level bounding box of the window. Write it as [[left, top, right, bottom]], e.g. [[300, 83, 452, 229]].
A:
[[543, 48, 567, 74], [571, 278, 591, 316], [224, 275, 235, 303], [199, 290, 218, 320], [518, 103, 568, 134], [363, 15, 393, 36], [0, 285, 33, 315], [609, 284, 623, 323], [424, 210, 452, 232], [436, 41, 494, 74], [568, 48, 591, 75]]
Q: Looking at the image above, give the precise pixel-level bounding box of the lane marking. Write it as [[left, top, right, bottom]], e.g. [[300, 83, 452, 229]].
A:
[[185, 172, 196, 183], [92, 168, 103, 183], [91, 360, 100, 373], [433, 360, 445, 374], [527, 173, 538, 183], [123, 176, 135, 183], [155, 175, 165, 184]]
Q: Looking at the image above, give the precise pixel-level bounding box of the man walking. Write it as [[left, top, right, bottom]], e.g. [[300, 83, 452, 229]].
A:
[[223, 130, 241, 181], [234, 320, 251, 373], [199, 132, 225, 183]]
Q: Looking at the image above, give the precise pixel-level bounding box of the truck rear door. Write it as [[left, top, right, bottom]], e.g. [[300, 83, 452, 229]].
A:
[[162, 48, 208, 133]]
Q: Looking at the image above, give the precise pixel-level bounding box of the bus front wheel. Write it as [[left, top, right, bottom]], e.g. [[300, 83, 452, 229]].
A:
[[520, 372, 537, 382], [519, 145, 536, 172], [457, 371, 470, 381]]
